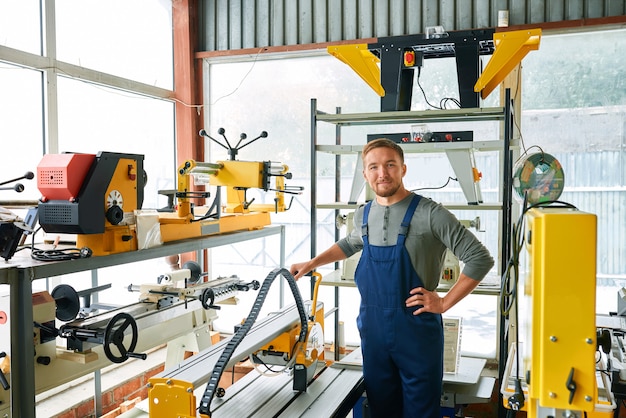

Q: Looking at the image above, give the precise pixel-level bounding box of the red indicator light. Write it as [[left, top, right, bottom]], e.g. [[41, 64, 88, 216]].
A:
[[404, 51, 415, 66]]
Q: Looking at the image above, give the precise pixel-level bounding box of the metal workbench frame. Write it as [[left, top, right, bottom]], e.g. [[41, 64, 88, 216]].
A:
[[1, 225, 285, 418]]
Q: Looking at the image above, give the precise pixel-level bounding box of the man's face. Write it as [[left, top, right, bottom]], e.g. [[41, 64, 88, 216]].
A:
[[362, 146, 406, 198]]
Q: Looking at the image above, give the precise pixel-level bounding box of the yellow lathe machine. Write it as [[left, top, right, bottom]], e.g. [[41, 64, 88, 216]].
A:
[[37, 151, 146, 256], [158, 128, 302, 244], [35, 129, 301, 256]]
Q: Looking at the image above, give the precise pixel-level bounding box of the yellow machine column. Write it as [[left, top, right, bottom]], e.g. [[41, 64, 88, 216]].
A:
[[522, 207, 601, 417]]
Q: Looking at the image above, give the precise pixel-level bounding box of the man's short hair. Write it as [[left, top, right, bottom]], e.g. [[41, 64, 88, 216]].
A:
[[362, 138, 404, 163]]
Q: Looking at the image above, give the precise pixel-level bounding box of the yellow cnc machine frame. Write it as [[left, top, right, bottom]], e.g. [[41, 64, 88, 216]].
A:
[[506, 207, 613, 417]]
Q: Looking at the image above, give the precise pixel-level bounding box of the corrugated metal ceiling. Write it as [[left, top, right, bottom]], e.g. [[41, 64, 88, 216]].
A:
[[199, 0, 625, 52]]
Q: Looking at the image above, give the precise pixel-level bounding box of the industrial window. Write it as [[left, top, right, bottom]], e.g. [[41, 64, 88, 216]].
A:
[[0, 65, 43, 201], [56, 77, 175, 210], [55, 0, 174, 89], [0, 0, 41, 55], [204, 28, 626, 357], [0, 1, 176, 311], [520, 28, 626, 315]]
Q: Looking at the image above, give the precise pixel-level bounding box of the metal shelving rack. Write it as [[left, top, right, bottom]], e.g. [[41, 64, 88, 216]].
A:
[[309, 93, 515, 400], [0, 225, 285, 418]]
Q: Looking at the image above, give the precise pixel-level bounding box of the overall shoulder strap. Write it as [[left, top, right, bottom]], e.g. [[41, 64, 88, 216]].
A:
[[361, 201, 373, 237], [398, 194, 422, 237]]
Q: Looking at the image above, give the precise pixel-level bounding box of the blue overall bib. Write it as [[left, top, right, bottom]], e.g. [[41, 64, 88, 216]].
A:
[[355, 194, 443, 418]]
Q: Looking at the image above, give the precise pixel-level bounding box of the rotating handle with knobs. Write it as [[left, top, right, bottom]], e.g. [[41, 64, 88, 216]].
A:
[[103, 313, 147, 363]]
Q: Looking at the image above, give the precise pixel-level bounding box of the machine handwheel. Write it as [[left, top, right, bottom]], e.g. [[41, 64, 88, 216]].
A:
[[103, 312, 139, 364], [200, 288, 216, 310], [51, 284, 80, 322], [182, 260, 203, 284]]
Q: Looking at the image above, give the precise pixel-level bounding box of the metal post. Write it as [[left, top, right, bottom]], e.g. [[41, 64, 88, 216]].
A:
[[11, 268, 36, 418], [334, 106, 342, 361], [310, 99, 318, 298], [94, 369, 102, 416], [498, 88, 513, 418]]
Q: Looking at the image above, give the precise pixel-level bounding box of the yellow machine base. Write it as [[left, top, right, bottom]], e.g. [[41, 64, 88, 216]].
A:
[[159, 212, 271, 243], [77, 225, 138, 256]]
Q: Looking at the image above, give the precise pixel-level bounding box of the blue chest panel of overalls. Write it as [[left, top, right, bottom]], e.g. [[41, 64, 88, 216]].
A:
[[354, 194, 443, 418]]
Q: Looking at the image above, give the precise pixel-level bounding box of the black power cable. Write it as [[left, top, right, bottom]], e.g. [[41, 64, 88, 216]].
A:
[[27, 226, 93, 262], [410, 176, 458, 193]]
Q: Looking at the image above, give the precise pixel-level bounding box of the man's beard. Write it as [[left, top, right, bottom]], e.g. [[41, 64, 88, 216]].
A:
[[374, 182, 401, 197]]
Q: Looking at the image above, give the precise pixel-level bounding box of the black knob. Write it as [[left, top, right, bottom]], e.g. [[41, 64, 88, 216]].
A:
[[37, 356, 51, 365], [106, 205, 124, 225]]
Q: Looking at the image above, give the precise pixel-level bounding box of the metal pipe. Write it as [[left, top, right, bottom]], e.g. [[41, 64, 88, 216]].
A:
[[0, 200, 39, 207]]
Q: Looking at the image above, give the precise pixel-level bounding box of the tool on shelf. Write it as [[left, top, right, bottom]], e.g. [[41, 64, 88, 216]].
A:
[[158, 128, 303, 242]]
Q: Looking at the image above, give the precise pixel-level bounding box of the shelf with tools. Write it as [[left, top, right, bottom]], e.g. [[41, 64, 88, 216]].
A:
[[314, 106, 507, 125], [317, 139, 508, 153], [316, 139, 509, 210], [313, 105, 513, 210], [0, 225, 285, 418], [309, 94, 516, 363]]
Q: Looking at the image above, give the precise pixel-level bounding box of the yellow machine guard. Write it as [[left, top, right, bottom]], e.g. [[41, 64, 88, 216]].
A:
[[327, 43, 384, 97], [147, 378, 199, 418], [255, 272, 325, 368], [474, 28, 542, 99]]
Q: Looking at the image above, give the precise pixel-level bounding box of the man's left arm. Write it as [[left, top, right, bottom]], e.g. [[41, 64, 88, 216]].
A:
[[407, 203, 492, 315]]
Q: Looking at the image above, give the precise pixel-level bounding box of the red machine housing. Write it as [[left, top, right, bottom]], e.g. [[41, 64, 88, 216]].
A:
[[37, 153, 96, 202]]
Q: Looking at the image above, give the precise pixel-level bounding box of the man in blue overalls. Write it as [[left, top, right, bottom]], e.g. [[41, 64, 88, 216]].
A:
[[291, 138, 494, 417]]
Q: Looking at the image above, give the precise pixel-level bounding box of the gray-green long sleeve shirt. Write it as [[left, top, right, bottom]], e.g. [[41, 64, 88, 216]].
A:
[[336, 193, 494, 291]]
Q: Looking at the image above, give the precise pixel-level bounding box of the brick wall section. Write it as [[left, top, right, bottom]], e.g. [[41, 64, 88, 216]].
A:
[[49, 360, 253, 418], [52, 363, 165, 418]]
